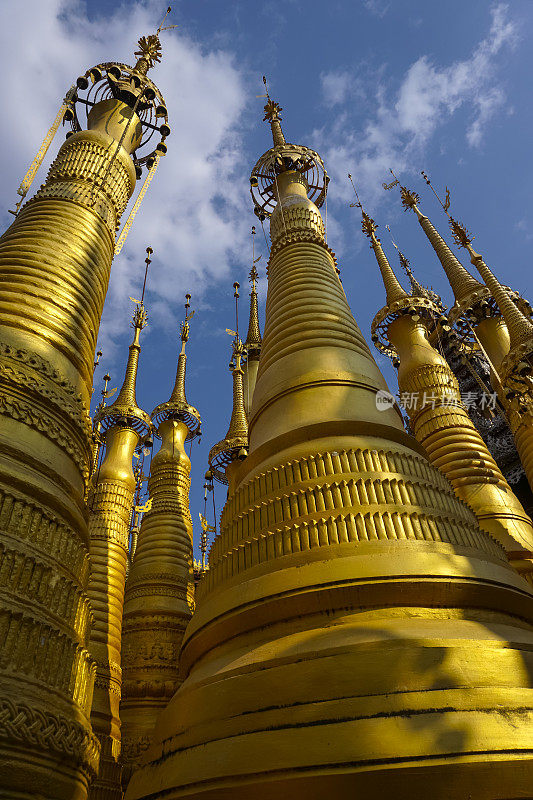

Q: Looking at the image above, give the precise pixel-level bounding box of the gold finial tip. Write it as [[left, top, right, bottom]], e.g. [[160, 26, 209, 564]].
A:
[[263, 99, 283, 123], [449, 217, 475, 249], [400, 185, 420, 211], [134, 34, 163, 70], [146, 246, 153, 256], [361, 210, 378, 239]]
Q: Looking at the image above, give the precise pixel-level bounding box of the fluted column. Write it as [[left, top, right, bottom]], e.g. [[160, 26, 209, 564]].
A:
[[366, 226, 533, 580], [87, 313, 150, 799], [88, 426, 139, 798], [389, 314, 533, 580], [121, 420, 194, 782]]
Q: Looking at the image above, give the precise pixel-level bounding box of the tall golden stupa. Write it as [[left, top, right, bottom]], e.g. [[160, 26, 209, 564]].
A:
[[126, 99, 533, 799], [2, 22, 533, 800], [0, 30, 168, 800]]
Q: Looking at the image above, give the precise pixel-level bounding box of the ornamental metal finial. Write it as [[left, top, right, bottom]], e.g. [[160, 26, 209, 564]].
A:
[[347, 173, 377, 238], [261, 76, 286, 148], [134, 34, 163, 75], [245, 226, 262, 354], [449, 217, 475, 249], [133, 6, 176, 75]]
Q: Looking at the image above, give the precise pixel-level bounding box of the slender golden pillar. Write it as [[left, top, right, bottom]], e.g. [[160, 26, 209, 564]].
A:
[[0, 35, 167, 800], [400, 186, 529, 382], [365, 214, 533, 581], [242, 238, 263, 415], [448, 220, 533, 495], [127, 101, 533, 800], [88, 304, 151, 798], [120, 308, 201, 785], [209, 337, 249, 484]]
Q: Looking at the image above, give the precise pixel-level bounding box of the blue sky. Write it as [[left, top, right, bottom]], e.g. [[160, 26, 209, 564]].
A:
[[1, 0, 532, 556]]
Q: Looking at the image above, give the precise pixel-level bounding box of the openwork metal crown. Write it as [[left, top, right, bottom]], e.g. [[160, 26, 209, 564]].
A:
[[95, 405, 152, 438], [371, 293, 443, 359], [151, 401, 202, 441], [250, 143, 329, 219], [66, 35, 170, 170]]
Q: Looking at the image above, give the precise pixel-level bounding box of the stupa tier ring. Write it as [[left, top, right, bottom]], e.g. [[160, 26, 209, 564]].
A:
[[371, 295, 441, 357], [66, 61, 170, 168], [151, 401, 202, 441], [250, 143, 328, 219], [450, 285, 532, 346], [208, 439, 246, 485], [95, 405, 152, 438]]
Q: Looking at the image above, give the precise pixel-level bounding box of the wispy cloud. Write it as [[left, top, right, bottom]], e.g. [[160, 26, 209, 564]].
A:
[[320, 70, 365, 107], [313, 3, 518, 207], [0, 0, 249, 361], [363, 0, 390, 19]]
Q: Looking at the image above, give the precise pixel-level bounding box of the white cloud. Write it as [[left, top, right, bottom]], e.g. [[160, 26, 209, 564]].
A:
[[312, 3, 517, 208], [320, 70, 351, 107], [0, 0, 249, 362], [320, 70, 365, 107], [363, 0, 390, 18]]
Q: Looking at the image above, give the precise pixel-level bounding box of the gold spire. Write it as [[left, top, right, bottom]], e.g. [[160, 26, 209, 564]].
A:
[[121, 284, 199, 786], [151, 294, 201, 437], [226, 340, 249, 441], [362, 213, 409, 305], [382, 225, 445, 309], [95, 302, 151, 436], [133, 34, 163, 76], [244, 265, 262, 351], [244, 227, 262, 355], [129, 93, 533, 800], [348, 175, 407, 305], [449, 218, 533, 349], [208, 337, 248, 483], [262, 77, 286, 148], [169, 323, 188, 403], [399, 183, 484, 303], [0, 28, 169, 799]]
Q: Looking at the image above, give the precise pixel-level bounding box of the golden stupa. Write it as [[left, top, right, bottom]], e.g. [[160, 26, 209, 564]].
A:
[[0, 30, 168, 800], [125, 100, 533, 799], [2, 20, 533, 800]]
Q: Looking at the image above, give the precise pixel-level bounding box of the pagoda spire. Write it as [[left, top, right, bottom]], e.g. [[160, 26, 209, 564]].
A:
[[128, 99, 533, 800], [168, 294, 192, 404], [243, 226, 263, 415], [449, 219, 533, 350], [399, 183, 483, 303], [0, 27, 169, 799], [208, 336, 249, 484], [121, 295, 201, 786], [363, 216, 409, 307], [398, 175, 515, 382], [381, 222, 445, 310], [262, 77, 286, 148], [244, 252, 262, 354], [365, 217, 533, 582], [100, 307, 147, 422], [88, 293, 151, 799], [447, 218, 533, 494], [225, 339, 249, 442]]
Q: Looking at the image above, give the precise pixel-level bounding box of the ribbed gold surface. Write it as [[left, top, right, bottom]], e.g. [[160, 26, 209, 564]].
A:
[[121, 420, 194, 786], [0, 101, 136, 799], [389, 315, 533, 578]]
